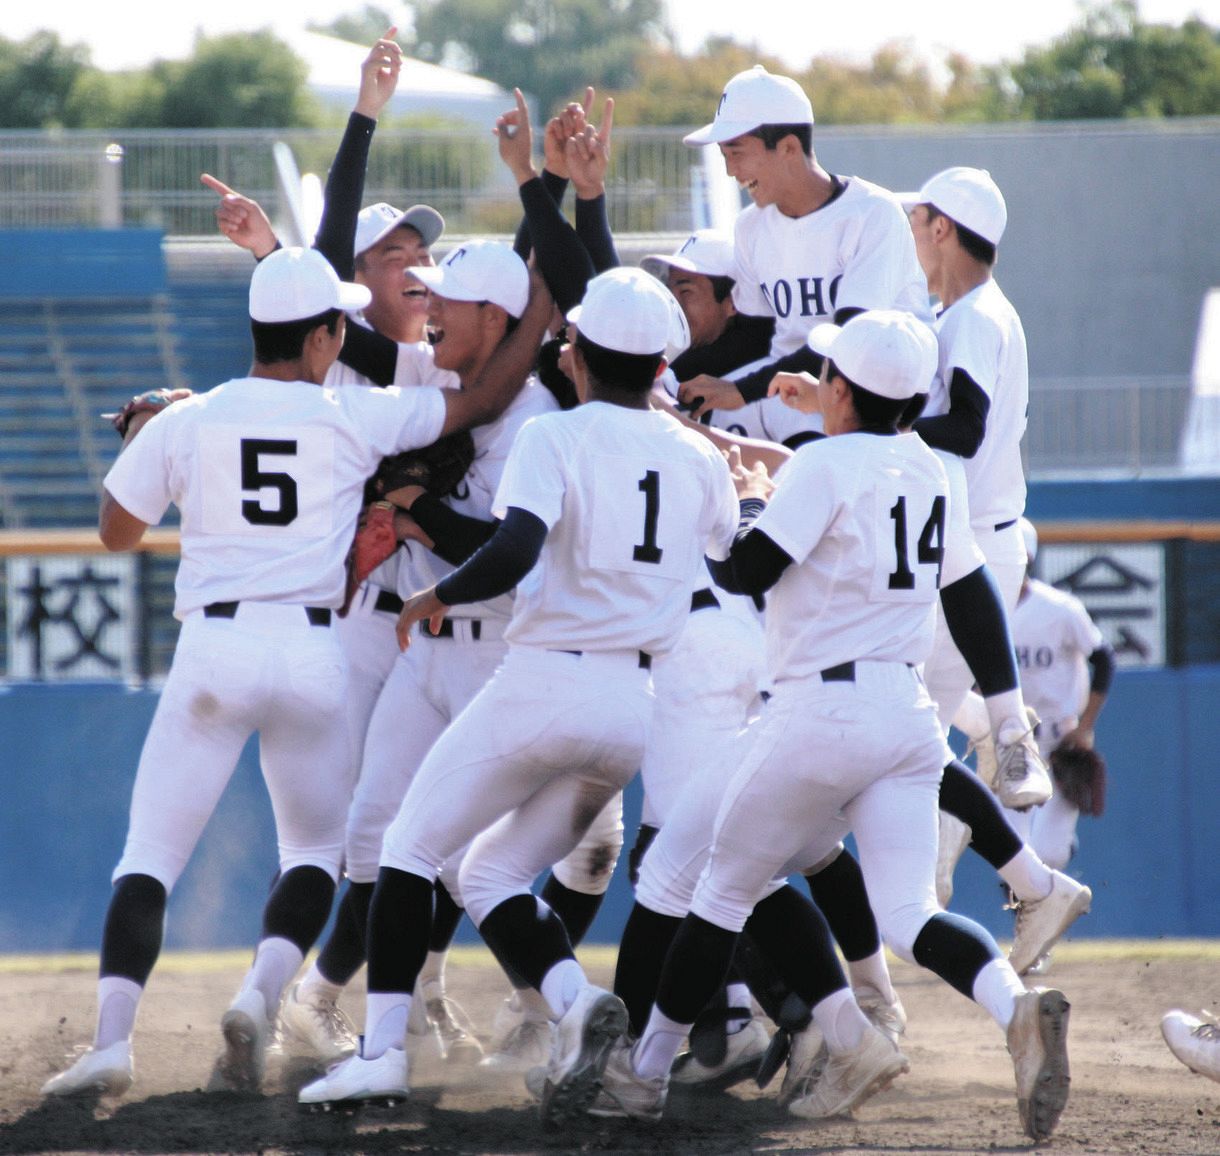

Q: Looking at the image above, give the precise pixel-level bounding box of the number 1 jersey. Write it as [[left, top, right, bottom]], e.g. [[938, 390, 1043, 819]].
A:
[[492, 402, 739, 657]]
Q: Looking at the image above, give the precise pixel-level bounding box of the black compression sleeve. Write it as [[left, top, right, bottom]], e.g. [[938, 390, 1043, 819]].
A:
[[733, 344, 822, 404], [338, 322, 399, 386], [435, 507, 547, 605], [707, 498, 793, 596], [314, 112, 375, 281], [513, 169, 570, 260], [575, 193, 619, 272], [1088, 645, 1116, 694], [669, 314, 775, 382], [913, 367, 990, 458], [517, 176, 595, 313], [408, 493, 497, 566]]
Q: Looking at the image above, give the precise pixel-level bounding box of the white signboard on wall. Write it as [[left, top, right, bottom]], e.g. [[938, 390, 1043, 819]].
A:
[[1038, 542, 1166, 669], [6, 555, 138, 680]]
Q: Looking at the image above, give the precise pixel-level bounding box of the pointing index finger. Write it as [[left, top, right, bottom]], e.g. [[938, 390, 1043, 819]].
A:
[[200, 173, 236, 198]]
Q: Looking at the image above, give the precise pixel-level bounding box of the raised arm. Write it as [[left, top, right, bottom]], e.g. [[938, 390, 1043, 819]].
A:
[[566, 97, 619, 272]]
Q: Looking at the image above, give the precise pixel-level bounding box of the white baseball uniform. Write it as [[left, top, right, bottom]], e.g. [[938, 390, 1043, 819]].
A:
[[642, 433, 953, 958], [1007, 578, 1105, 868], [103, 376, 446, 891], [378, 401, 739, 928]]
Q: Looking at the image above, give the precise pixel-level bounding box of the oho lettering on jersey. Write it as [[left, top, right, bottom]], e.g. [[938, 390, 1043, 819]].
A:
[[201, 427, 335, 538]]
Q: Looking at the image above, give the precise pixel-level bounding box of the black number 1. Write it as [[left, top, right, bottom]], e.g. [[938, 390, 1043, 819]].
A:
[[889, 495, 946, 589], [633, 470, 663, 564]]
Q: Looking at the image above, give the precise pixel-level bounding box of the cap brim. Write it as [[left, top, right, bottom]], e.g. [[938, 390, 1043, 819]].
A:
[[896, 191, 923, 212], [338, 283, 372, 312], [806, 322, 841, 358], [682, 120, 765, 147]]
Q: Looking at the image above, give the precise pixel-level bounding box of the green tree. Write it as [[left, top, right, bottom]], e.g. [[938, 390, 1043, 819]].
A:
[[0, 31, 91, 128], [412, 0, 668, 117], [1004, 1, 1220, 119], [155, 31, 319, 128], [310, 6, 403, 47]]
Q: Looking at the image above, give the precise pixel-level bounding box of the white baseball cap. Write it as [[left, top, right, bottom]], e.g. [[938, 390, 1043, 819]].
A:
[[249, 247, 370, 323], [806, 309, 938, 400], [407, 239, 529, 318], [567, 267, 687, 358], [899, 167, 1008, 245], [684, 66, 814, 147], [1019, 516, 1038, 563], [641, 229, 736, 282], [354, 201, 445, 257]]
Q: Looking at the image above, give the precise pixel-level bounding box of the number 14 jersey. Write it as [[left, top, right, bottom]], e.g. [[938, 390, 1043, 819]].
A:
[[103, 377, 447, 618], [493, 402, 739, 657], [754, 431, 950, 685]]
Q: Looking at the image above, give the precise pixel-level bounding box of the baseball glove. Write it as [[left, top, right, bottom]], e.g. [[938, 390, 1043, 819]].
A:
[[103, 388, 192, 438], [338, 501, 399, 618], [366, 429, 476, 504], [1049, 745, 1107, 817]]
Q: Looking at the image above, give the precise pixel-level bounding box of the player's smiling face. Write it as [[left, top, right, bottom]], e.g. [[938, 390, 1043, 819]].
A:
[[668, 270, 732, 347], [358, 225, 433, 341], [425, 292, 491, 376], [718, 135, 780, 207]]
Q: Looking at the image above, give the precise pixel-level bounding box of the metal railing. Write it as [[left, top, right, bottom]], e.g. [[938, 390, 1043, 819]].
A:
[[0, 127, 699, 236]]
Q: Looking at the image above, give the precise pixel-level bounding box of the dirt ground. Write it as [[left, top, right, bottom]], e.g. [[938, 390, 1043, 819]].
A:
[[2, 941, 1219, 1156]]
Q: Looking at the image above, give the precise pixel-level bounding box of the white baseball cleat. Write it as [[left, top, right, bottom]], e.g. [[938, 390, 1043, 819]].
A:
[[480, 996, 554, 1072], [278, 982, 358, 1064], [1008, 870, 1092, 975], [855, 984, 907, 1045], [214, 989, 271, 1092], [41, 1040, 133, 1098], [935, 811, 972, 908], [538, 986, 628, 1128], [670, 1015, 769, 1089], [298, 1046, 409, 1108], [786, 1021, 909, 1119], [995, 720, 1053, 811], [589, 1040, 668, 1121], [423, 985, 484, 1063], [1007, 987, 1071, 1141], [1161, 1010, 1220, 1083], [777, 1020, 826, 1109]]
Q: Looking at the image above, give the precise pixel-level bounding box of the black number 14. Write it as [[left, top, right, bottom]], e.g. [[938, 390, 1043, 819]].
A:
[[889, 495, 945, 589], [633, 470, 663, 563]]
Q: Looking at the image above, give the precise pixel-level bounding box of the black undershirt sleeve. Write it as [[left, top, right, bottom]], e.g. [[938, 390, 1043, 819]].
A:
[[669, 314, 775, 382], [513, 169, 569, 261], [733, 345, 823, 404], [517, 176, 596, 314], [407, 493, 497, 566], [575, 193, 619, 273], [706, 498, 794, 596], [435, 506, 547, 605], [913, 367, 990, 458], [313, 112, 375, 282], [1087, 645, 1116, 695], [337, 323, 399, 386]]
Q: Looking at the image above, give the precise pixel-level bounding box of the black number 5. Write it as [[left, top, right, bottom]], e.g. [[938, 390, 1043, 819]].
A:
[[241, 438, 299, 526], [633, 470, 663, 564]]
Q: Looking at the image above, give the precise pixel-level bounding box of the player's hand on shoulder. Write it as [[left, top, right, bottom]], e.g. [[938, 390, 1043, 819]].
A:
[[106, 388, 194, 440], [201, 174, 278, 259], [769, 371, 821, 414], [724, 444, 775, 502], [494, 88, 537, 185], [678, 375, 744, 419], [355, 28, 403, 119], [396, 586, 449, 651]]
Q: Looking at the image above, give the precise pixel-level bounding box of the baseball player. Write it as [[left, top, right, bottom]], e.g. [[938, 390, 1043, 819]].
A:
[[675, 65, 932, 423], [1006, 518, 1113, 874], [41, 246, 542, 1099], [597, 311, 1071, 1144], [642, 230, 817, 447], [296, 267, 739, 1125]]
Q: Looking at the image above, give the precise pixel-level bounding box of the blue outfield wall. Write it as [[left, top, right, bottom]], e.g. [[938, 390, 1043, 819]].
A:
[[3, 666, 1219, 954]]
